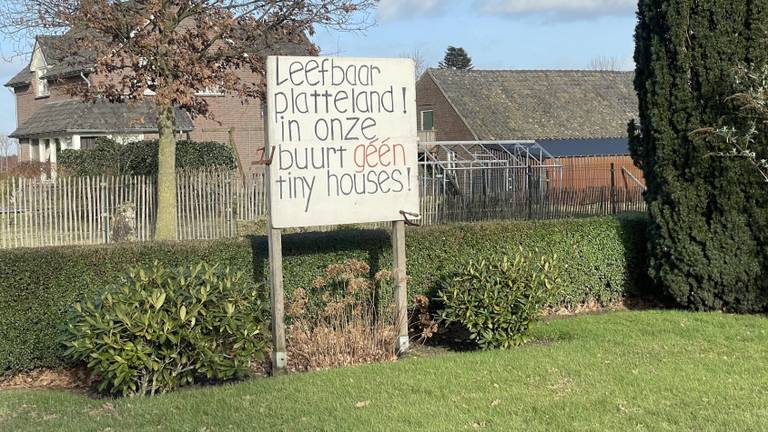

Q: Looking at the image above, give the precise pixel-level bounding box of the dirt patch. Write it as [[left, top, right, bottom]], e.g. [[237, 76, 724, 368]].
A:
[[544, 296, 666, 318], [544, 299, 628, 317], [0, 368, 93, 391]]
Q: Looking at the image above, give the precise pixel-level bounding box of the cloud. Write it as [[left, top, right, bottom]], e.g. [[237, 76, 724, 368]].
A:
[[377, 0, 448, 21], [475, 0, 636, 20]]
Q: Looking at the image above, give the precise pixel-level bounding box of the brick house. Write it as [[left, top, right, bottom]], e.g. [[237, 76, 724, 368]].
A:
[[415, 69, 644, 189], [5, 34, 309, 173]]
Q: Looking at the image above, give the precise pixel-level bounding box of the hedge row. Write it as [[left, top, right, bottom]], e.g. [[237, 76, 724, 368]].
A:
[[0, 216, 649, 373], [58, 138, 236, 176]]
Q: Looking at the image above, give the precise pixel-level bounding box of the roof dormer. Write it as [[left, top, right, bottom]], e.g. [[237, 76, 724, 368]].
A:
[[31, 39, 50, 97]]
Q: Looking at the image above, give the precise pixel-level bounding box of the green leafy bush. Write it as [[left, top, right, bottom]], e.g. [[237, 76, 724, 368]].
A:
[[438, 251, 560, 349], [121, 139, 237, 175], [59, 138, 123, 176], [0, 216, 650, 373], [58, 137, 236, 176], [62, 262, 267, 396]]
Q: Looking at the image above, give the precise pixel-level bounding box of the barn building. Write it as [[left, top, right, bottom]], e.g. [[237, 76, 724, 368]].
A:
[[415, 69, 644, 191]]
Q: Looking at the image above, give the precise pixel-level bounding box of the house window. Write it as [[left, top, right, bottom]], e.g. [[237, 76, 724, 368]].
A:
[[80, 136, 99, 150], [420, 110, 434, 131], [35, 70, 49, 98]]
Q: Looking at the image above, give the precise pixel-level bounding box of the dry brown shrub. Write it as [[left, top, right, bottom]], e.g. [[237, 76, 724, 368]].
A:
[[286, 259, 397, 372], [413, 294, 438, 341], [9, 161, 51, 178]]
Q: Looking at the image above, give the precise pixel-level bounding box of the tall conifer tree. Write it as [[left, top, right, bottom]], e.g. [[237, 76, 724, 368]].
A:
[[439, 46, 473, 70], [632, 0, 768, 311]]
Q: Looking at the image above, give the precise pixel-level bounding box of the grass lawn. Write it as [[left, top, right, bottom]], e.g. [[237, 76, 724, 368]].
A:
[[2, 310, 768, 431]]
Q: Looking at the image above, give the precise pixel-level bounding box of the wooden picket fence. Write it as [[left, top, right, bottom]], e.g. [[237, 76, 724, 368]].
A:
[[0, 170, 266, 249], [0, 167, 646, 249], [0, 175, 155, 248], [419, 186, 646, 225], [175, 169, 266, 240]]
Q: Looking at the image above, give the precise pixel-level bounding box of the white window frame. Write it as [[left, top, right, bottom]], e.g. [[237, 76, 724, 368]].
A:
[[195, 86, 224, 97], [35, 69, 49, 98]]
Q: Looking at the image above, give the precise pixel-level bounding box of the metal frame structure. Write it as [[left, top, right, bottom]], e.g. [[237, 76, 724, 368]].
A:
[[418, 140, 563, 197]]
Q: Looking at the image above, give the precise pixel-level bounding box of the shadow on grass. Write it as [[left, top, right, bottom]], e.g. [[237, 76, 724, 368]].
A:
[[416, 324, 479, 353]]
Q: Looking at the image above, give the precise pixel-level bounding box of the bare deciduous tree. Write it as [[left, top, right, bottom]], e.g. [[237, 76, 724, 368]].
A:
[[0, 135, 11, 173], [0, 0, 377, 239], [400, 47, 427, 80], [589, 55, 621, 71]]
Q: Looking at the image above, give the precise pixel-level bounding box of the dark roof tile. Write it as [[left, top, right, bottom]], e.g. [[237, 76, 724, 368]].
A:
[[426, 69, 638, 140], [10, 99, 194, 137], [5, 68, 32, 87], [6, 30, 313, 87]]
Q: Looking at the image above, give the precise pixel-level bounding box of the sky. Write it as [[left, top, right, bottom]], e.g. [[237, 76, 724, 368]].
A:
[[0, 0, 638, 154]]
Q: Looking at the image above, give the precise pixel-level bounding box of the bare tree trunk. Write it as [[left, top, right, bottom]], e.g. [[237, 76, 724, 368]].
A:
[[155, 105, 177, 240]]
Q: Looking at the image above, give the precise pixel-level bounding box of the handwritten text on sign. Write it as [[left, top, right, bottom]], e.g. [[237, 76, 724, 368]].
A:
[[266, 56, 419, 228]]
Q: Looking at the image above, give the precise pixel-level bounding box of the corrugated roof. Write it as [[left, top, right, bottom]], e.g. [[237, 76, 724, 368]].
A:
[[534, 138, 631, 157], [426, 69, 638, 140], [10, 99, 194, 138]]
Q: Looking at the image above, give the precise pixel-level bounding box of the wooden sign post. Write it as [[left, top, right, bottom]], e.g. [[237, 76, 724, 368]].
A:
[[267, 220, 287, 373], [392, 220, 409, 354], [263, 105, 288, 374], [264, 56, 419, 374]]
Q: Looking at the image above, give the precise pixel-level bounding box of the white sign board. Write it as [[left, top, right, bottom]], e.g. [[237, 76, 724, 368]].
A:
[[265, 56, 419, 228]]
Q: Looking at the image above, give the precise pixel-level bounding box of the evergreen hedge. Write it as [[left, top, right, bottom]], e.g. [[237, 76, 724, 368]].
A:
[[632, 0, 768, 311], [58, 137, 236, 176], [0, 216, 649, 373]]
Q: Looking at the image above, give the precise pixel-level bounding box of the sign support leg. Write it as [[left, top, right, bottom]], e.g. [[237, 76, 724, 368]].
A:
[[392, 220, 409, 355], [263, 99, 286, 376], [268, 220, 287, 375]]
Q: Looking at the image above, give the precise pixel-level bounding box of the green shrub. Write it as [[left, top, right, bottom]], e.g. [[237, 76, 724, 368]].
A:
[[120, 139, 237, 175], [59, 138, 123, 176], [0, 216, 650, 373], [63, 262, 267, 396], [438, 251, 560, 349], [58, 138, 236, 176]]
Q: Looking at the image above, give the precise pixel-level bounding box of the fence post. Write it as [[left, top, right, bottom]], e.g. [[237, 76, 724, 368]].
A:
[[526, 165, 533, 220], [101, 179, 110, 243], [228, 127, 246, 179], [610, 162, 617, 215], [227, 173, 236, 238]]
